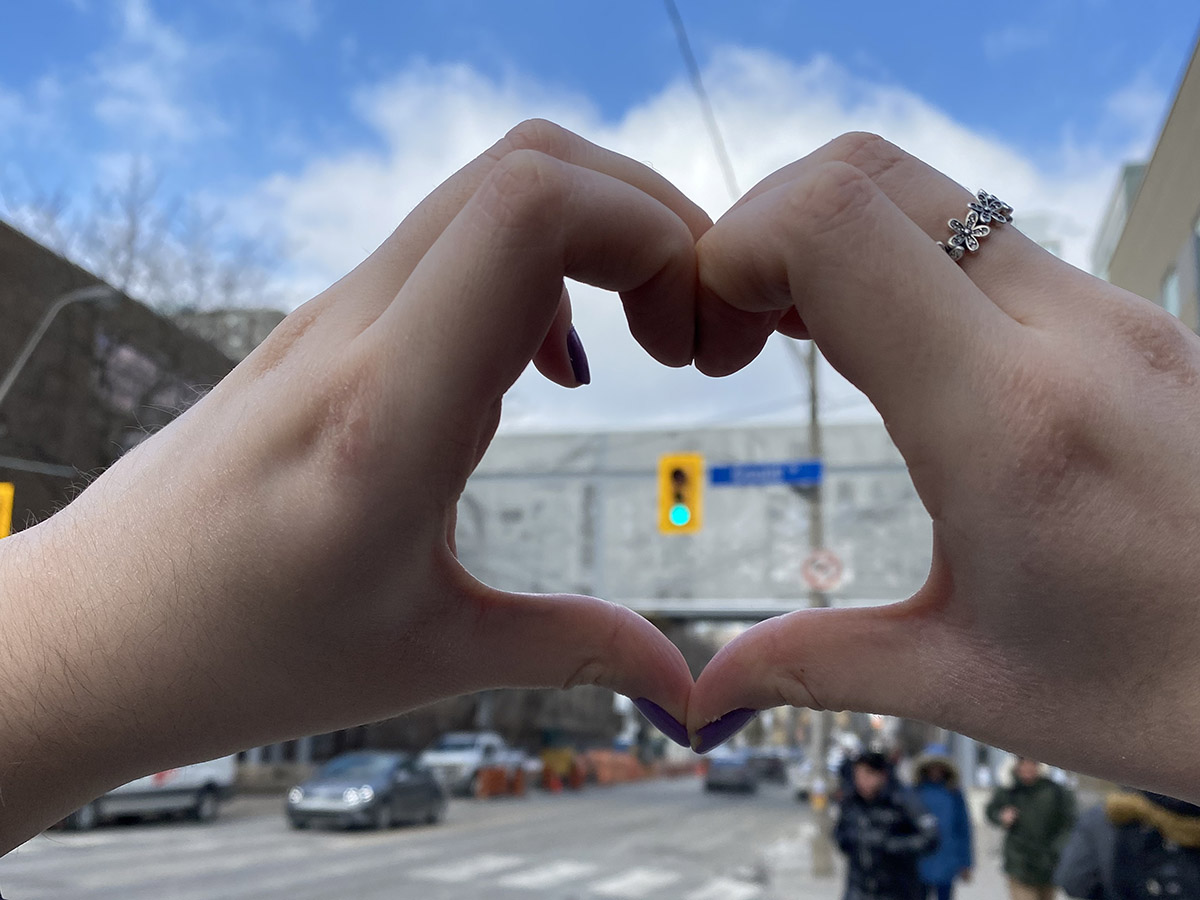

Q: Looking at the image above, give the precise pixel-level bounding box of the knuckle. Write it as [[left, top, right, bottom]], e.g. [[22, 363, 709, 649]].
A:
[[990, 354, 1104, 512], [785, 161, 879, 240], [477, 149, 565, 231], [498, 118, 575, 158], [1109, 301, 1200, 389], [240, 298, 325, 377], [772, 664, 826, 712], [827, 131, 909, 179], [315, 361, 385, 477], [561, 601, 629, 691]]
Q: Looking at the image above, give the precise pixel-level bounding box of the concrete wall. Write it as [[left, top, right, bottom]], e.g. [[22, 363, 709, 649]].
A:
[[457, 422, 930, 612]]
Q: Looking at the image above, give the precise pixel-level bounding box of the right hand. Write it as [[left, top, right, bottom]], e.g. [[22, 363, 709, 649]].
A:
[[686, 131, 1200, 802], [999, 807, 1019, 828]]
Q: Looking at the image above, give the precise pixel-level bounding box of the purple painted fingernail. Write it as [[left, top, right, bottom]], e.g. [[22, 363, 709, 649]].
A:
[[566, 326, 590, 385], [633, 698, 690, 748], [691, 708, 757, 754]]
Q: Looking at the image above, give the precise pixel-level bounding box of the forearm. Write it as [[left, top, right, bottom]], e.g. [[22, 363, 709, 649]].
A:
[[0, 489, 249, 849], [0, 513, 181, 852], [0, 429, 396, 853]]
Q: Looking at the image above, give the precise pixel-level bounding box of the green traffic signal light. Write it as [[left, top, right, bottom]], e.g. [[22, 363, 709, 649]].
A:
[[668, 503, 691, 527], [658, 454, 703, 534]]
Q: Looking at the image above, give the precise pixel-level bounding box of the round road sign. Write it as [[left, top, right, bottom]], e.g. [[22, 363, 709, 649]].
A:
[[802, 549, 843, 592]]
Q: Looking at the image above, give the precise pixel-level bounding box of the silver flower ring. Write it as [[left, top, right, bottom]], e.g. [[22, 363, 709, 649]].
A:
[[936, 190, 1013, 262]]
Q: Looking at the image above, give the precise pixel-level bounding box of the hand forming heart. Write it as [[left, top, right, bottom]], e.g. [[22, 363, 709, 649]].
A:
[[5, 120, 1200, 852]]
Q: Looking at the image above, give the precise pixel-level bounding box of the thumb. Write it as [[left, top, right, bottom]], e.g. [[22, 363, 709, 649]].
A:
[[687, 601, 944, 752], [446, 572, 695, 748]]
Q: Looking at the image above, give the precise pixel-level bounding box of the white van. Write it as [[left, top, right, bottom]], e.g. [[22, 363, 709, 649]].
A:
[[62, 755, 237, 830]]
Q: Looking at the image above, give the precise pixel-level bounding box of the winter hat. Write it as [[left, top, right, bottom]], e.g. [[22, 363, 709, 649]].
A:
[[855, 751, 890, 772], [914, 744, 959, 787]]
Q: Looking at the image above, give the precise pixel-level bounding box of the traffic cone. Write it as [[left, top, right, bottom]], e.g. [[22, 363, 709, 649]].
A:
[[509, 767, 526, 797]]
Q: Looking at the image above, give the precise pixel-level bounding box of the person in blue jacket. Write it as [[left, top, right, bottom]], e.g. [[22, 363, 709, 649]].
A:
[[914, 746, 974, 900]]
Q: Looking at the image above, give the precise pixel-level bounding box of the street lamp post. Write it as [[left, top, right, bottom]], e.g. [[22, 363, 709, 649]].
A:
[[0, 285, 118, 412]]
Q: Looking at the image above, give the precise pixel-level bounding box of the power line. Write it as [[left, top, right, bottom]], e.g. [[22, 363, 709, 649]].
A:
[[663, 0, 740, 202]]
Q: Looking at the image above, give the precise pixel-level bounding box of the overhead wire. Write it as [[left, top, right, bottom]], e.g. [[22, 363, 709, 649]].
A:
[[661, 0, 830, 423], [663, 0, 740, 203]]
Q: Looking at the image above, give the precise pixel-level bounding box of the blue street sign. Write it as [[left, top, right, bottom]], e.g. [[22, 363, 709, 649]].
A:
[[709, 460, 823, 487]]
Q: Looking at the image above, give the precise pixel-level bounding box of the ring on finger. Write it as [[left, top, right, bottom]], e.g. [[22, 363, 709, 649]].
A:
[[936, 190, 1013, 262]]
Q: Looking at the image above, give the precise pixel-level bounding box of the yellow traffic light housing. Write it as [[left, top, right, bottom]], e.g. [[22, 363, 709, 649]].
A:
[[658, 453, 703, 534], [0, 482, 13, 539]]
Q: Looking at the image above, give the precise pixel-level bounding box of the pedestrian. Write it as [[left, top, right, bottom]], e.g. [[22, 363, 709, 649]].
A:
[[835, 751, 940, 900], [987, 758, 1077, 900], [914, 745, 974, 900], [1056, 790, 1200, 899]]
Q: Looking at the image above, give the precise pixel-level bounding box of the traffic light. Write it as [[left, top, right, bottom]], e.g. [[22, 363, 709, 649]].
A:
[[0, 482, 12, 539], [658, 453, 703, 534]]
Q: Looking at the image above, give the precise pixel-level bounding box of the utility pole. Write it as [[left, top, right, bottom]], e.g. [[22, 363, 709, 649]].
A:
[[805, 342, 836, 877], [662, 5, 835, 868]]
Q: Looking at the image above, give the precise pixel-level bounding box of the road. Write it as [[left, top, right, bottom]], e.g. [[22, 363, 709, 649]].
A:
[[0, 777, 816, 900]]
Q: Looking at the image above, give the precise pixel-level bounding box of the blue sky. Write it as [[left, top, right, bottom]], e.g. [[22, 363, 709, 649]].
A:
[[2, 0, 1198, 428], [3, 1, 1195, 200]]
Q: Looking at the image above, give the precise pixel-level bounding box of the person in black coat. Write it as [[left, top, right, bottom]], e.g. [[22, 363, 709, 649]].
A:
[[1056, 790, 1200, 899], [836, 751, 940, 900]]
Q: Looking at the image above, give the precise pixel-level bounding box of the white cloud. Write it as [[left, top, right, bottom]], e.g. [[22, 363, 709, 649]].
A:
[[91, 0, 224, 142], [242, 47, 1156, 432], [252, 63, 596, 295]]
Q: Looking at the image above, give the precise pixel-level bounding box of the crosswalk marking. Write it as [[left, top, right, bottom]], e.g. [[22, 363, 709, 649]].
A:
[[498, 860, 597, 889], [125, 845, 438, 900], [685, 876, 762, 900], [592, 866, 682, 897], [411, 853, 524, 882], [77, 844, 316, 889]]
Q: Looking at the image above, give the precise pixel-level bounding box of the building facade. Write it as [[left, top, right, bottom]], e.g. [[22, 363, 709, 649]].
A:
[[458, 422, 929, 614], [1094, 35, 1200, 326], [0, 221, 236, 530]]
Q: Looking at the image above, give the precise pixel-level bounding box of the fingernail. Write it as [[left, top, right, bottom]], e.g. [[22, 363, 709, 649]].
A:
[[566, 326, 590, 385], [691, 708, 757, 754], [633, 698, 690, 748]]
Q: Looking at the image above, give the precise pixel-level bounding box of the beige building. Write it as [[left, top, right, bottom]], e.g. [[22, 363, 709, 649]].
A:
[[1095, 35, 1200, 327]]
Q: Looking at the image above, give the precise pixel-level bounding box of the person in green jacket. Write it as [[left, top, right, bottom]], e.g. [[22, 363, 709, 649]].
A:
[[987, 758, 1077, 900]]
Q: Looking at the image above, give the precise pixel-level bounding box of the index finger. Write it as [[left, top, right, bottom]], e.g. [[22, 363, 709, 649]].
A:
[[367, 150, 699, 471], [697, 161, 1019, 467], [324, 119, 713, 337], [731, 133, 1066, 324]]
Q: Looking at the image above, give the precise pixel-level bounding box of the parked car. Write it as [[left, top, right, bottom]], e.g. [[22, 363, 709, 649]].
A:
[[61, 755, 237, 831], [286, 751, 446, 830], [747, 746, 795, 784], [704, 748, 758, 793], [418, 731, 527, 796]]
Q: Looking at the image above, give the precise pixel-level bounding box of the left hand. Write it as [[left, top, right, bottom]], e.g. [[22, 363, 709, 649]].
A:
[[0, 121, 707, 852]]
